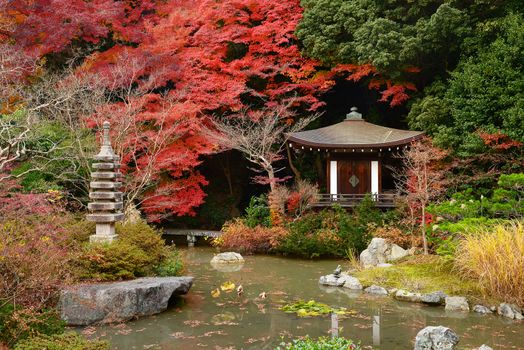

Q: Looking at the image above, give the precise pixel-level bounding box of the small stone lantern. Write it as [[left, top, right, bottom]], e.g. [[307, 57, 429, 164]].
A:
[[87, 121, 124, 243]]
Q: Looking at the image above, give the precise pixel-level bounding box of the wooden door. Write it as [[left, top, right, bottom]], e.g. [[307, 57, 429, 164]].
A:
[[337, 160, 371, 194]]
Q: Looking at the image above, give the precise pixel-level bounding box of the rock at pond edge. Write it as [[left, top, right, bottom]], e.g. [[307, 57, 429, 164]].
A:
[[395, 289, 422, 303], [421, 291, 447, 305], [472, 305, 492, 314], [364, 285, 388, 296], [59, 276, 193, 326], [497, 303, 524, 320], [445, 296, 469, 312]]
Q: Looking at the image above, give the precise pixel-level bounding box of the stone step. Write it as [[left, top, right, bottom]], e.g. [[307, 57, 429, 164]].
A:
[[91, 172, 121, 179], [88, 202, 123, 211], [86, 213, 125, 223], [89, 192, 123, 200], [93, 162, 121, 170], [90, 181, 122, 190]]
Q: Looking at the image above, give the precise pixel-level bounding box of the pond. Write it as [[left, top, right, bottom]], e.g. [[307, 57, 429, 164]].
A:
[[90, 247, 523, 349]]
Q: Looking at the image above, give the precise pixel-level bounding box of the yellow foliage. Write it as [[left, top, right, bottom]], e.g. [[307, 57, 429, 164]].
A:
[[220, 281, 235, 292], [211, 288, 220, 298], [455, 221, 524, 306]]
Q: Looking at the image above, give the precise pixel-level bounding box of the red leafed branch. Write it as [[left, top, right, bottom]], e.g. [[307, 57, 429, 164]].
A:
[[331, 63, 420, 107], [478, 132, 523, 151]]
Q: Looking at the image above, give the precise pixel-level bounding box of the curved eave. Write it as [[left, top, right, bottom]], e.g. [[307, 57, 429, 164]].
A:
[[287, 132, 424, 149]]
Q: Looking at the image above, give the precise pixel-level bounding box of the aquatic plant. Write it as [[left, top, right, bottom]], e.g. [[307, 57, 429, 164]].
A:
[[279, 300, 355, 317]]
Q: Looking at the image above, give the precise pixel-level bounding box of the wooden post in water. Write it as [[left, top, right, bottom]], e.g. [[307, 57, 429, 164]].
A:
[[330, 312, 339, 338], [372, 313, 381, 346]]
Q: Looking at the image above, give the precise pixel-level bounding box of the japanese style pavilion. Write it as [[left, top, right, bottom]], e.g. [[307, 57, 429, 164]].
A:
[[287, 107, 424, 208]]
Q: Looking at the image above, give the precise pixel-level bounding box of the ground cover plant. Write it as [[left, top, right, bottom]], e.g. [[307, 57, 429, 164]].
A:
[[276, 336, 361, 350], [14, 332, 109, 350], [353, 255, 481, 298]]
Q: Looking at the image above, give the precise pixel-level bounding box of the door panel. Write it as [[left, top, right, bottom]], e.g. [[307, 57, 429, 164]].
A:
[[337, 160, 370, 194]]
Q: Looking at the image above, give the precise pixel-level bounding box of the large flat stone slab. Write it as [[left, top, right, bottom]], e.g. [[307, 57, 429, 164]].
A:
[[59, 277, 193, 326]]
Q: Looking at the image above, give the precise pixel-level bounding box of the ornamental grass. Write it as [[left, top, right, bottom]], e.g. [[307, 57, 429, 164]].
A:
[[455, 221, 524, 306]]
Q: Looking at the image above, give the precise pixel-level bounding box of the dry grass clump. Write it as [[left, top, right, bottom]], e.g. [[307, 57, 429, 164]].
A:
[[455, 221, 524, 306]]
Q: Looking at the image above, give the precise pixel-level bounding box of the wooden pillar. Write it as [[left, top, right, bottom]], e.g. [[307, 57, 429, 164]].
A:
[[329, 160, 338, 199], [371, 160, 379, 197]]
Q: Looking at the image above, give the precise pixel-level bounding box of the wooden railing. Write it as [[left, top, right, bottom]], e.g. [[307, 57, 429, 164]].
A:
[[312, 193, 397, 208]]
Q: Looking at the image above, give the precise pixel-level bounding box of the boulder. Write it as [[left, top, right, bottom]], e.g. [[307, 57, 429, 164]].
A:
[[210, 252, 244, 264], [319, 274, 346, 287], [341, 275, 363, 290], [395, 289, 422, 303], [319, 273, 362, 290], [364, 285, 388, 296], [497, 303, 524, 320], [472, 305, 492, 314], [475, 345, 493, 350], [445, 296, 469, 312], [360, 238, 408, 268], [414, 326, 459, 350], [360, 238, 389, 267], [389, 244, 409, 261], [421, 291, 447, 305], [59, 277, 193, 326]]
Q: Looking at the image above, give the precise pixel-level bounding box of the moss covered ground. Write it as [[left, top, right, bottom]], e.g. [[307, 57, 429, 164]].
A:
[[353, 255, 484, 301]]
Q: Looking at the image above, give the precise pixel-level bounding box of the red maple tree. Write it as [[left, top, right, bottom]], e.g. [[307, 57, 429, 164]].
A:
[[6, 0, 328, 220]]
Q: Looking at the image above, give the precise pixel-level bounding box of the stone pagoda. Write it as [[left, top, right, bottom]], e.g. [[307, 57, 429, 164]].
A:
[[87, 121, 124, 243]]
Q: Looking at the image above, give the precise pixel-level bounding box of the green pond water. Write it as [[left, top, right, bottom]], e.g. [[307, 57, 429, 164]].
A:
[[90, 247, 523, 350]]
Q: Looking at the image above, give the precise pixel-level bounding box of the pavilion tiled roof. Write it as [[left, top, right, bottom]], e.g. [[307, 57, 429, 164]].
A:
[[287, 107, 424, 149]]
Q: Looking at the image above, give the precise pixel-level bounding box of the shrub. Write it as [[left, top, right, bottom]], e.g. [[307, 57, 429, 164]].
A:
[[155, 249, 184, 277], [276, 336, 361, 350], [244, 194, 271, 228], [14, 332, 109, 350], [215, 219, 288, 254], [0, 304, 65, 348], [455, 221, 524, 306], [277, 202, 381, 258], [267, 180, 318, 226], [0, 213, 75, 310], [74, 220, 180, 281]]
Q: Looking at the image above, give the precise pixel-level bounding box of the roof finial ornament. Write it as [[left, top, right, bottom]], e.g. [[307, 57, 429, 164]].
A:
[[346, 107, 363, 120]]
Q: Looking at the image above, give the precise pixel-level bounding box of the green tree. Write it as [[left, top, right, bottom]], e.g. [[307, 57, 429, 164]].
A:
[[408, 13, 524, 156]]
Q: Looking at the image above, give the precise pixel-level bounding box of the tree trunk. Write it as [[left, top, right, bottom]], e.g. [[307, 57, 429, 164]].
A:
[[421, 205, 428, 255], [286, 144, 301, 180], [267, 166, 276, 192]]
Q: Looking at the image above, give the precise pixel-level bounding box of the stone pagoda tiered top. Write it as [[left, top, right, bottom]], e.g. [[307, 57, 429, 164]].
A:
[[86, 121, 124, 243], [287, 107, 424, 150]]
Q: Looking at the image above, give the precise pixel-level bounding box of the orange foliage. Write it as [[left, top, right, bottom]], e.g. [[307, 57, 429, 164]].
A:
[[216, 219, 288, 254]]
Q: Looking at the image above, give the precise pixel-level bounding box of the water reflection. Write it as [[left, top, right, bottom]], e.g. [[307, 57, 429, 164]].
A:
[[90, 247, 524, 350]]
